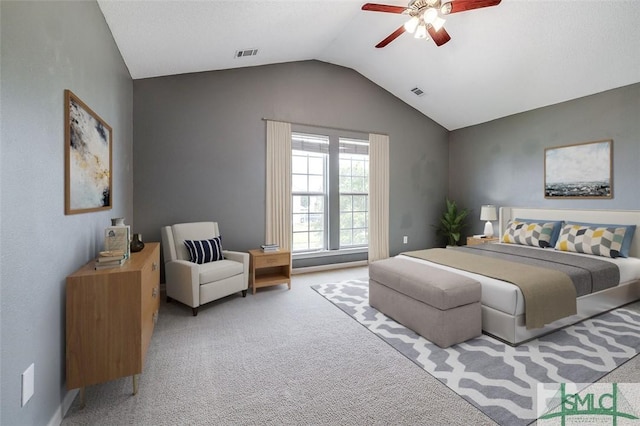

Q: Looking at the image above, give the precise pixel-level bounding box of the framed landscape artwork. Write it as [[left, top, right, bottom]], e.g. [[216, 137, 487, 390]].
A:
[[64, 90, 113, 214], [544, 139, 612, 199]]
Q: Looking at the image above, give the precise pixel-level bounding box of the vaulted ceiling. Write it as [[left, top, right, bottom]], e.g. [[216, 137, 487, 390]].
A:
[[98, 0, 640, 130]]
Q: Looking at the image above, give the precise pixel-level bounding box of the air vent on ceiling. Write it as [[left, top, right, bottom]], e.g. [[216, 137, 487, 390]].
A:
[[235, 48, 259, 58], [410, 87, 425, 97]]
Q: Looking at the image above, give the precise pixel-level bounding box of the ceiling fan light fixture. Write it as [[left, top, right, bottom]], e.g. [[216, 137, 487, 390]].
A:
[[432, 16, 446, 32], [404, 16, 420, 33], [423, 7, 438, 24], [414, 23, 428, 39], [440, 2, 452, 15]]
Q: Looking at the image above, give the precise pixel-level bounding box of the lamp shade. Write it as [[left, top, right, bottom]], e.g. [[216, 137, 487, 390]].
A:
[[480, 205, 497, 221]]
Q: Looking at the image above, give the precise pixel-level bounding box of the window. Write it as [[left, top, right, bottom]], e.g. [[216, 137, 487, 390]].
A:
[[292, 134, 328, 252], [292, 130, 369, 254], [339, 139, 369, 248]]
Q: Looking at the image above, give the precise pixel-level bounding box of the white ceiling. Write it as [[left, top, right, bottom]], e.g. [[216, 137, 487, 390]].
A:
[[98, 0, 640, 130]]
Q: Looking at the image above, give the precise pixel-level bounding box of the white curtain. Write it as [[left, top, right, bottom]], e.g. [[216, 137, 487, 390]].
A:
[[265, 120, 292, 251], [368, 133, 389, 262]]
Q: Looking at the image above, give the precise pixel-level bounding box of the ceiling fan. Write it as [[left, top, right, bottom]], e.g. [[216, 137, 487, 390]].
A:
[[362, 0, 501, 48]]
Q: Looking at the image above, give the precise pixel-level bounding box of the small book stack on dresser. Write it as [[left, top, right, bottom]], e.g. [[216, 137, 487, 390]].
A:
[[95, 250, 126, 270]]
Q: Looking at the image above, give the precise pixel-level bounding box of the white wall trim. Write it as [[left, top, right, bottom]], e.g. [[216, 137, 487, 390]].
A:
[[47, 388, 78, 426], [292, 260, 367, 275]]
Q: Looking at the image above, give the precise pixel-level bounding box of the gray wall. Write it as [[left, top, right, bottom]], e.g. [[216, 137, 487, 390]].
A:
[[0, 1, 133, 424], [133, 60, 449, 262], [449, 83, 640, 237], [6, 4, 635, 424]]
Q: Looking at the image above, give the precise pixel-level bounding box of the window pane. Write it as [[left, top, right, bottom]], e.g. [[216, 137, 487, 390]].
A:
[[353, 228, 367, 245], [293, 195, 308, 213], [308, 213, 323, 231], [339, 159, 351, 175], [309, 232, 324, 250], [352, 160, 365, 176], [308, 156, 324, 175], [353, 195, 367, 212], [293, 232, 309, 250], [340, 230, 352, 246], [292, 155, 308, 174], [339, 176, 351, 193], [308, 175, 324, 193], [340, 195, 352, 212], [353, 212, 367, 228], [309, 196, 324, 213], [352, 177, 366, 192], [292, 174, 308, 192], [292, 214, 308, 232], [340, 212, 352, 229]]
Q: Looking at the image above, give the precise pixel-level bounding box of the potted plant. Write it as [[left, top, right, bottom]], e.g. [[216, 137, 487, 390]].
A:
[[435, 198, 470, 247]]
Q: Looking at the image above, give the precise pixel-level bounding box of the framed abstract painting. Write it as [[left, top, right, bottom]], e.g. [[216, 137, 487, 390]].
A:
[[64, 90, 113, 214], [544, 139, 613, 199]]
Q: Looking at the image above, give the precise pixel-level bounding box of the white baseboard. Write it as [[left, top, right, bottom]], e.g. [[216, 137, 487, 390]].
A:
[[292, 260, 368, 275], [47, 388, 78, 426]]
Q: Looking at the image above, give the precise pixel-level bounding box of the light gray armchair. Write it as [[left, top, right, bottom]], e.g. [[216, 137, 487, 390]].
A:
[[160, 222, 249, 316]]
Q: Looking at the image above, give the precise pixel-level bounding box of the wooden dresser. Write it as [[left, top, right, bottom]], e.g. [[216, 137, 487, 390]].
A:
[[66, 242, 160, 400]]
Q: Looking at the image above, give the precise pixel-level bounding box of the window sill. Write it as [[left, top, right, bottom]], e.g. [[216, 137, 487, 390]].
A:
[[292, 247, 368, 260]]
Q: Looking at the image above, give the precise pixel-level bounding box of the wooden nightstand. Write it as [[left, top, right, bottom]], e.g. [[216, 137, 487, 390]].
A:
[[466, 236, 499, 246], [248, 249, 291, 294]]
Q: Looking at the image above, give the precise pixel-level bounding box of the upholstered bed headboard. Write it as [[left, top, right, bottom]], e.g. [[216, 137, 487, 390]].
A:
[[499, 207, 640, 258]]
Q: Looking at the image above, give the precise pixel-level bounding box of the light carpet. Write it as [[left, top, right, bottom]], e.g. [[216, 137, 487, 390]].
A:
[[61, 267, 497, 425], [312, 279, 640, 426]]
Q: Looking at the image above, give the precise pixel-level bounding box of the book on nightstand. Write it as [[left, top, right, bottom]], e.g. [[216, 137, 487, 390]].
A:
[[95, 250, 126, 269], [97, 255, 125, 263], [260, 244, 280, 252], [94, 259, 125, 270]]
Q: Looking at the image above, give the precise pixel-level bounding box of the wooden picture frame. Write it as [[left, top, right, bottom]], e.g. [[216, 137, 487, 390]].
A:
[[544, 139, 613, 199], [65, 90, 113, 214]]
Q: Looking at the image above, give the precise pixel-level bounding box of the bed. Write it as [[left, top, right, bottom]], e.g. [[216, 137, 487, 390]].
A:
[[398, 207, 640, 345]]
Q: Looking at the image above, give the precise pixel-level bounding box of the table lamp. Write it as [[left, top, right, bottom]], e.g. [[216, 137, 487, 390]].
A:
[[480, 205, 497, 238]]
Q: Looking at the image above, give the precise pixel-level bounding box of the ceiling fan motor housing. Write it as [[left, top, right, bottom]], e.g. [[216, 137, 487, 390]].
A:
[[408, 0, 451, 15]]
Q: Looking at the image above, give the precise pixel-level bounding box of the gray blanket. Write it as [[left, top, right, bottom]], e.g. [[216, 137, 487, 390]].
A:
[[403, 248, 577, 329], [402, 244, 620, 329], [455, 244, 620, 296]]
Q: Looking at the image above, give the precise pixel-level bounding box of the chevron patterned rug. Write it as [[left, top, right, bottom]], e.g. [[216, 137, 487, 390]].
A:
[[312, 279, 640, 425]]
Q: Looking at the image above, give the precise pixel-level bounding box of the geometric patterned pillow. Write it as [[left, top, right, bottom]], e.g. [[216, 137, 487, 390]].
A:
[[184, 236, 225, 264], [566, 222, 636, 258], [554, 224, 627, 258], [501, 220, 556, 248]]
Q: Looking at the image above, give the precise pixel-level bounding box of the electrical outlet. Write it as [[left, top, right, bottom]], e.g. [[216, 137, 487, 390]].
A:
[[403, 236, 408, 244], [22, 363, 34, 407]]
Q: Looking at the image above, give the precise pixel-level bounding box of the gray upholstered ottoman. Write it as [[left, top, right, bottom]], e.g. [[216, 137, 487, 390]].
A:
[[369, 257, 482, 348]]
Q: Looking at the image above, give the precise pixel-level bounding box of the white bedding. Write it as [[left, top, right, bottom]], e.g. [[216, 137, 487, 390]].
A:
[[397, 244, 640, 317]]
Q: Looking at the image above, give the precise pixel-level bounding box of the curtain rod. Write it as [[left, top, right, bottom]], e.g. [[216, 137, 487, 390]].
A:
[[261, 117, 388, 137]]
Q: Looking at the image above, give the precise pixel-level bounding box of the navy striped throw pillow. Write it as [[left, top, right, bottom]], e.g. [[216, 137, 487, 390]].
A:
[[184, 237, 224, 264]]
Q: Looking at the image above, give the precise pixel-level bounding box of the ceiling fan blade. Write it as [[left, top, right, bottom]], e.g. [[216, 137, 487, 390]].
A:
[[362, 3, 407, 14], [375, 25, 406, 48], [448, 0, 501, 14], [428, 26, 451, 47]]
